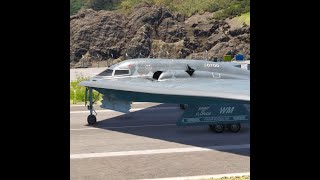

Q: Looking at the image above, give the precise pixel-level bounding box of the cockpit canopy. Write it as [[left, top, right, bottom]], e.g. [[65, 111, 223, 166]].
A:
[[97, 69, 113, 76], [114, 69, 130, 76], [97, 68, 130, 77]]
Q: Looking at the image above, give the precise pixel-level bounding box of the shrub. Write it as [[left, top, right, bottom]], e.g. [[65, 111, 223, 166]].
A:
[[70, 74, 102, 104]]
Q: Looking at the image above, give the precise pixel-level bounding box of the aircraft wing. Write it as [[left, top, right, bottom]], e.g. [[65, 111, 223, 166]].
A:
[[79, 77, 250, 104]]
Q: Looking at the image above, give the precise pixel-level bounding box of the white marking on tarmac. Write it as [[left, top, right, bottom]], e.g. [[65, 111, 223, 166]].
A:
[[70, 102, 152, 107], [133, 102, 153, 104], [137, 172, 250, 180], [70, 124, 176, 131], [70, 104, 89, 107], [70, 144, 249, 159], [70, 107, 179, 114]]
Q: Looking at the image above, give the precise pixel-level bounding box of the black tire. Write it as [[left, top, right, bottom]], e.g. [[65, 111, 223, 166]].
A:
[[87, 115, 97, 125], [209, 124, 225, 133], [228, 123, 241, 133], [179, 104, 188, 110]]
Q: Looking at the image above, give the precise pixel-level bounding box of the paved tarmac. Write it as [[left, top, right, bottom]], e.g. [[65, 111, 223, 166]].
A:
[[70, 103, 250, 180], [70, 67, 106, 81]]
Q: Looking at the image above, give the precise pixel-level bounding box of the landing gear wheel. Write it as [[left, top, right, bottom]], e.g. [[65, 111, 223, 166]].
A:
[[87, 115, 97, 125], [228, 123, 241, 133], [209, 124, 225, 133], [180, 104, 188, 110]]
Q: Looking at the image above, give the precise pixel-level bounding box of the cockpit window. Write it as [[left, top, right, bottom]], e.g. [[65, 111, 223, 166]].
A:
[[114, 69, 130, 76], [98, 69, 113, 76]]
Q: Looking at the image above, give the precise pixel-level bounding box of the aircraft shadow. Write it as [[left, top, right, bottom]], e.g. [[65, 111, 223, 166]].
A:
[[90, 104, 250, 157]]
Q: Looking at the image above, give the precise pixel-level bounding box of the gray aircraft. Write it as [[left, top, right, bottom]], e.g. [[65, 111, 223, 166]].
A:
[[78, 58, 250, 133]]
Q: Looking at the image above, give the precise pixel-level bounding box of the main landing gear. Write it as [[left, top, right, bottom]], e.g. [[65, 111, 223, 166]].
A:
[[209, 123, 241, 133]]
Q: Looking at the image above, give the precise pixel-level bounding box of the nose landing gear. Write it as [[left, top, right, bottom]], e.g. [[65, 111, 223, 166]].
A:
[[86, 87, 98, 125], [87, 114, 96, 125]]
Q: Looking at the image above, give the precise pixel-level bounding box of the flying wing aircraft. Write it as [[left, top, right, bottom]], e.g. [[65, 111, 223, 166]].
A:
[[78, 58, 250, 133]]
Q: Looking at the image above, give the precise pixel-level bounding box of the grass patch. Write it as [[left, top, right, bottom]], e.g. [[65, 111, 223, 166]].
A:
[[168, 0, 220, 17], [118, 0, 249, 18], [71, 0, 250, 18], [70, 0, 121, 15], [70, 74, 102, 104], [238, 12, 250, 25], [213, 0, 250, 20], [70, 0, 90, 15]]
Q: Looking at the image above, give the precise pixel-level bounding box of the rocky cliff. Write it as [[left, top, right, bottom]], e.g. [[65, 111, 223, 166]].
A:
[[70, 3, 250, 68]]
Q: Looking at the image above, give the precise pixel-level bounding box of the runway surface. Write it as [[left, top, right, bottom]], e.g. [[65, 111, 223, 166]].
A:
[[70, 103, 250, 180], [70, 67, 106, 81]]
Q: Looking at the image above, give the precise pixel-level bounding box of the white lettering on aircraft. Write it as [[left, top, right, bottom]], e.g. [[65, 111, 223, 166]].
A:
[[212, 73, 221, 78], [220, 107, 235, 114], [195, 107, 211, 116], [145, 64, 152, 71], [233, 115, 247, 120], [205, 64, 219, 67], [182, 115, 248, 123]]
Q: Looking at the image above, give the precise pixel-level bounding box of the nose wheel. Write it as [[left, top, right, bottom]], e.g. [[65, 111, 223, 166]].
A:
[[87, 115, 97, 125]]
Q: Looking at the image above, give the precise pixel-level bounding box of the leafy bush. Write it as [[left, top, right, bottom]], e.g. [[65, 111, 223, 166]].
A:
[[70, 0, 89, 15], [70, 74, 102, 104]]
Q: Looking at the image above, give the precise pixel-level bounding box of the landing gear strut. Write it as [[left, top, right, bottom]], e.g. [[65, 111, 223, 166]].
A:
[[86, 87, 97, 125]]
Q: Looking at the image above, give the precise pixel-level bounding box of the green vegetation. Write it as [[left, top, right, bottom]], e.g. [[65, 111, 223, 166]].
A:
[[89, 0, 121, 11], [238, 12, 250, 25], [201, 175, 250, 180], [168, 0, 226, 17], [70, 74, 102, 104], [118, 0, 144, 12], [70, 0, 120, 15], [213, 0, 250, 20], [70, 0, 89, 15], [70, 0, 250, 19], [119, 0, 249, 17]]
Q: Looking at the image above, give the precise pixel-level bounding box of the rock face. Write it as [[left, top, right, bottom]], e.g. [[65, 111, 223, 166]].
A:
[[70, 4, 250, 67]]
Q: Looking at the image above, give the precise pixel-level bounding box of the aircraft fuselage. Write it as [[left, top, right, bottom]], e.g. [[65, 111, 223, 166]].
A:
[[91, 58, 249, 81]]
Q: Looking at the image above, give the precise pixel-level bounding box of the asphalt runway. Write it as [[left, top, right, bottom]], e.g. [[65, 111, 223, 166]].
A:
[[70, 103, 250, 180]]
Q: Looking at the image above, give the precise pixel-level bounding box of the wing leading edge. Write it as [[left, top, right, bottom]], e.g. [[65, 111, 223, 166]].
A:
[[78, 77, 249, 104]]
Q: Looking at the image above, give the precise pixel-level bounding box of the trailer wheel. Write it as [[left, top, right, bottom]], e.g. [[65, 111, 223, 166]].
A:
[[209, 124, 225, 133], [179, 104, 188, 110], [228, 123, 241, 133]]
